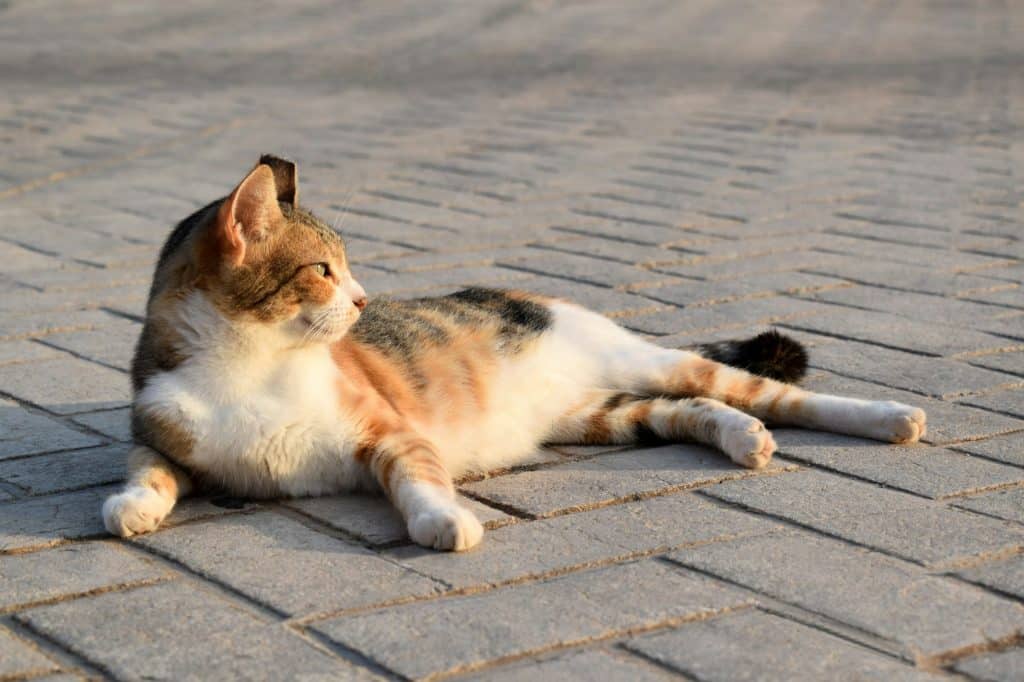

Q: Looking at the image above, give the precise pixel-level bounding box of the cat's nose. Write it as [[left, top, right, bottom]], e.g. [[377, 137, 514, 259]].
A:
[[353, 295, 367, 311]]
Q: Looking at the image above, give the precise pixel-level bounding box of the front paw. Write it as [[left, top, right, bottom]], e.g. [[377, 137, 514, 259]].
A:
[[875, 401, 927, 443], [408, 504, 484, 552], [102, 486, 171, 537]]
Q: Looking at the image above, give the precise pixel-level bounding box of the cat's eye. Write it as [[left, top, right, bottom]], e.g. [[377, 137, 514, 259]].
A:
[[313, 263, 330, 278]]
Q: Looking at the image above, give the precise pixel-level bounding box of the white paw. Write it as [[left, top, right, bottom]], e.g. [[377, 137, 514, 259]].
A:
[[408, 504, 484, 552], [873, 401, 927, 443], [102, 486, 171, 537], [721, 416, 776, 469]]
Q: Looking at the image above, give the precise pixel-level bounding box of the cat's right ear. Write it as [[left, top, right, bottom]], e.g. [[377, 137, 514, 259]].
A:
[[215, 164, 284, 266], [258, 154, 298, 205]]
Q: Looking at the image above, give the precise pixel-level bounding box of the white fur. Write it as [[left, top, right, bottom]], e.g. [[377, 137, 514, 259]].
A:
[[111, 295, 925, 550], [103, 486, 173, 537]]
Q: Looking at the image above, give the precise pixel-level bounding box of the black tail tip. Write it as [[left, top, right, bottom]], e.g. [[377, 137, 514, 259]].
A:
[[697, 330, 808, 383]]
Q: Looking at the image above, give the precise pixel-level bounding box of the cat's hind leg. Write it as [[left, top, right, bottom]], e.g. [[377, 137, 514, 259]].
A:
[[642, 349, 926, 443], [103, 446, 192, 537], [357, 432, 482, 551], [549, 391, 776, 468]]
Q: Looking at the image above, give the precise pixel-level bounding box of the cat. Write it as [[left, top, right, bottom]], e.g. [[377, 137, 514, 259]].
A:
[[102, 155, 927, 551]]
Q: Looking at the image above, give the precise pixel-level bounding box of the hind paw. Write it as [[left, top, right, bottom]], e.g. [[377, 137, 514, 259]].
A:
[[721, 417, 776, 469]]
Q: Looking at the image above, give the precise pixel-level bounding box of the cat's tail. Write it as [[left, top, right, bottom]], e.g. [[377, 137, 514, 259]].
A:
[[692, 330, 808, 383]]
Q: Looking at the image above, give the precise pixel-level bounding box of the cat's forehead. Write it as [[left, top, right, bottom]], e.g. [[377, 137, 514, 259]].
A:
[[283, 205, 346, 251]]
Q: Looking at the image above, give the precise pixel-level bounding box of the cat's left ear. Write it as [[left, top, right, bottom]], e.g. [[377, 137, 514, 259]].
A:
[[215, 164, 284, 266], [258, 154, 298, 206]]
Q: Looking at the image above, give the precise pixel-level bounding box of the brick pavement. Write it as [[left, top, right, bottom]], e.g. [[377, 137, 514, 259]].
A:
[[1, 1, 1023, 679]]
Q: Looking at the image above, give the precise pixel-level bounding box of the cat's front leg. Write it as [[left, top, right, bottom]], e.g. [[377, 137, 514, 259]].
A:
[[358, 435, 483, 551], [103, 445, 191, 537]]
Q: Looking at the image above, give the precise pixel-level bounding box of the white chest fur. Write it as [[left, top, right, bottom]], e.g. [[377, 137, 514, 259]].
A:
[[137, 344, 362, 497]]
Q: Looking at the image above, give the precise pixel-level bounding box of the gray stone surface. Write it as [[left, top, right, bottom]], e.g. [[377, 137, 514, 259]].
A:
[[388, 492, 779, 589], [17, 582, 375, 681], [626, 609, 935, 681], [773, 430, 1024, 499], [462, 443, 795, 517], [283, 492, 511, 546], [0, 626, 60, 678], [0, 542, 168, 611], [669, 530, 1024, 660], [703, 469, 1024, 566], [316, 559, 750, 680], [0, 399, 104, 459], [952, 432, 1024, 467], [68, 407, 132, 442], [953, 488, 1024, 524], [954, 647, 1024, 681], [957, 555, 1024, 600], [3, 1, 1023, 677], [135, 511, 444, 616], [0, 442, 128, 495], [464, 648, 675, 682], [0, 357, 131, 414]]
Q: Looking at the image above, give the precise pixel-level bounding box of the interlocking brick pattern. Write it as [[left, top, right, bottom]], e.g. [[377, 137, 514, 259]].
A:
[[1, 1, 1022, 679]]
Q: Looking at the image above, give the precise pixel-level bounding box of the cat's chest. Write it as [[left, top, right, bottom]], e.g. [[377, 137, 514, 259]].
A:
[[138, 347, 357, 494]]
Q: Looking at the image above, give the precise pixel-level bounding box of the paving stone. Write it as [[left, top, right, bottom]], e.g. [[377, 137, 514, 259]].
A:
[[0, 399, 103, 459], [0, 626, 59, 678], [636, 272, 850, 308], [0, 541, 168, 611], [702, 469, 1024, 566], [498, 250, 664, 289], [622, 297, 832, 335], [669, 530, 1024, 660], [37, 319, 140, 372], [464, 648, 674, 682], [772, 430, 1024, 499], [957, 554, 1024, 600], [802, 286, 1013, 326], [954, 647, 1024, 681], [0, 443, 128, 495], [283, 493, 511, 546], [17, 582, 372, 681], [462, 443, 795, 517], [0, 485, 115, 552], [807, 339, 1023, 399], [134, 511, 444, 616], [0, 356, 130, 414], [626, 609, 934, 681], [387, 492, 779, 589], [0, 486, 246, 553], [784, 310, 1020, 356], [0, 340, 61, 365], [953, 488, 1024, 524], [315, 559, 751, 680], [69, 407, 132, 442], [802, 372, 1024, 445], [951, 433, 1024, 468], [968, 350, 1024, 377], [0, 309, 112, 342]]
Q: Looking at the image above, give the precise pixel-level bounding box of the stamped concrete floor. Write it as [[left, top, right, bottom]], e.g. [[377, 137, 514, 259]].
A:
[[2, 1, 1024, 680]]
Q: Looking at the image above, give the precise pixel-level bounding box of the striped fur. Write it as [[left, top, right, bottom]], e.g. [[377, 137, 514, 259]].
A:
[[103, 156, 927, 551]]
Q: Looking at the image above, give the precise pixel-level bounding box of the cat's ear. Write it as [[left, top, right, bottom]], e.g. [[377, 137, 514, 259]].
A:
[[215, 164, 283, 265], [258, 154, 298, 205]]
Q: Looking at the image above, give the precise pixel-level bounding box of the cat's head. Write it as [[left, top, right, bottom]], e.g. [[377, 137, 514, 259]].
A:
[[152, 155, 366, 352]]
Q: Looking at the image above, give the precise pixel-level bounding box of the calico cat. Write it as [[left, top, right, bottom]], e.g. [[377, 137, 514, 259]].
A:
[[102, 155, 927, 551]]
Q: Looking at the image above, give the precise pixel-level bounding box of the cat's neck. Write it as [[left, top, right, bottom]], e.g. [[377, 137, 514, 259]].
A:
[[165, 290, 337, 400]]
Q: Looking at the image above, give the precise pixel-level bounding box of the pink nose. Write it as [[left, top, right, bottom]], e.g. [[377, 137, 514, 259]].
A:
[[353, 295, 367, 311]]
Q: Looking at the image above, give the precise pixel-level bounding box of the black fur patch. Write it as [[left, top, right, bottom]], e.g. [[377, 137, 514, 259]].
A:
[[695, 330, 808, 383], [448, 287, 552, 336]]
